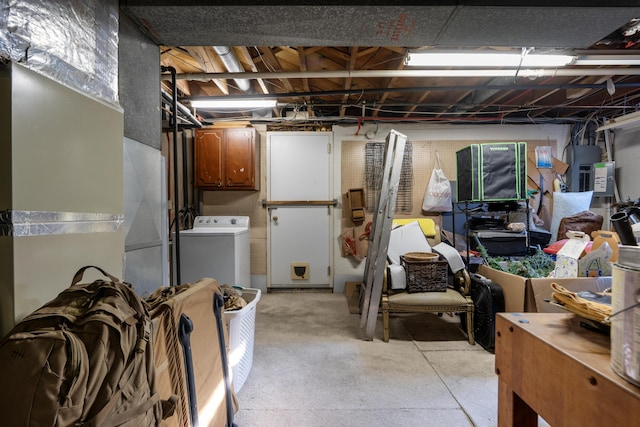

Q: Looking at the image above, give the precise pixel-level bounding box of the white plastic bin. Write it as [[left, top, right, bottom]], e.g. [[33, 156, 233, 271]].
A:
[[224, 288, 261, 392]]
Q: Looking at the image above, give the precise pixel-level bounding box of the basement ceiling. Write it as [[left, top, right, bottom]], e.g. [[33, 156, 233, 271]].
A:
[[122, 2, 640, 129]]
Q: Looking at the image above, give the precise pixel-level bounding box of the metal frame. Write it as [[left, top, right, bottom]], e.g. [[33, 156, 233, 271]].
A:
[[359, 130, 408, 340]]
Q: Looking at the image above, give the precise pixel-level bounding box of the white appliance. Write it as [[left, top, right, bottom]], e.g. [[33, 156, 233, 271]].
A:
[[173, 216, 250, 286]]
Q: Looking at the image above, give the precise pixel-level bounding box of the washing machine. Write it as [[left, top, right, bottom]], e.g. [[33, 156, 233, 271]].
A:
[[173, 216, 250, 286]]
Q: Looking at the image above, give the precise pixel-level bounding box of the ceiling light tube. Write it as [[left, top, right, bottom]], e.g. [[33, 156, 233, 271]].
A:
[[406, 52, 575, 68], [191, 99, 277, 109], [596, 110, 640, 131], [574, 55, 640, 66]]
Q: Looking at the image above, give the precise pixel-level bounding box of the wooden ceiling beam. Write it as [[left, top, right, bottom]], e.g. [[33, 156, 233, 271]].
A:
[[163, 45, 640, 123], [371, 48, 408, 118], [303, 46, 324, 55], [402, 91, 432, 118], [357, 47, 380, 58], [296, 47, 313, 108], [161, 47, 203, 70], [258, 47, 296, 93], [182, 46, 229, 95], [233, 46, 270, 95], [278, 46, 298, 56], [501, 76, 583, 119], [160, 55, 193, 96], [297, 47, 311, 92], [523, 75, 590, 118], [340, 47, 360, 117], [435, 91, 474, 119], [385, 47, 407, 55], [231, 45, 279, 117], [525, 75, 639, 119], [566, 75, 612, 99], [319, 47, 351, 63]]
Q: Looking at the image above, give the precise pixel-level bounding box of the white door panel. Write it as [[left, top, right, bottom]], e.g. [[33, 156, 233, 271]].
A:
[[269, 206, 331, 285], [267, 132, 332, 289], [269, 133, 331, 199]]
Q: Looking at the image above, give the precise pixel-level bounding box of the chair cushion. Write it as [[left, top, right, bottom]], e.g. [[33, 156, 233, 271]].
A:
[[387, 221, 432, 265], [388, 288, 469, 306], [392, 218, 437, 237]]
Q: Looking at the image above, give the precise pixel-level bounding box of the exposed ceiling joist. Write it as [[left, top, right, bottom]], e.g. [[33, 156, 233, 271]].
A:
[[131, 4, 640, 126]]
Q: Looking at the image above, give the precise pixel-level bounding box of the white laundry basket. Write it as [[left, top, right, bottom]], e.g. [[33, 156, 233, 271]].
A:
[[224, 288, 261, 392]]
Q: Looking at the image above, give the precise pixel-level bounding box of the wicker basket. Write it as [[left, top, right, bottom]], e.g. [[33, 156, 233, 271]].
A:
[[400, 253, 448, 293], [403, 252, 440, 262]]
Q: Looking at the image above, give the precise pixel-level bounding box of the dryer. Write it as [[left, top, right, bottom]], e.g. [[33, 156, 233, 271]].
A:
[[173, 216, 250, 286]]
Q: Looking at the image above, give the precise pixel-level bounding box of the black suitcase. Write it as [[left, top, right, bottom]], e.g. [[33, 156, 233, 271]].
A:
[[466, 272, 505, 352]]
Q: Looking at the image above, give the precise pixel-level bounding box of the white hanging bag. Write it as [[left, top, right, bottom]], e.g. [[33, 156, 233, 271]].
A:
[[422, 150, 452, 212]]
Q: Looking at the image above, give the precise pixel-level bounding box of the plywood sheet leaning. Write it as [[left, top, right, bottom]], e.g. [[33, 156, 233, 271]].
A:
[[359, 130, 408, 340]]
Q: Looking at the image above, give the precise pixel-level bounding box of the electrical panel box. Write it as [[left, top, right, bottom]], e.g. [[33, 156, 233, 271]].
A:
[[566, 145, 601, 192], [591, 161, 616, 197]]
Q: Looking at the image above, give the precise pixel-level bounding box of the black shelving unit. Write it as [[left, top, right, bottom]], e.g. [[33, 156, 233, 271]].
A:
[[457, 199, 531, 267]]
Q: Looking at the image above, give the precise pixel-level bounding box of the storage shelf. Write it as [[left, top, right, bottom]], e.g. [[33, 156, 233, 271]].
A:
[[458, 199, 531, 266]]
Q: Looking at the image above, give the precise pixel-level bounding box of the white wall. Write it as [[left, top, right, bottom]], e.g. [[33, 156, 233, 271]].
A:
[[331, 123, 571, 291], [611, 127, 640, 202]]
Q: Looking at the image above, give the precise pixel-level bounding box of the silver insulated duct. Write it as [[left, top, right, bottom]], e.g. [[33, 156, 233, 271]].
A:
[[212, 46, 251, 92]]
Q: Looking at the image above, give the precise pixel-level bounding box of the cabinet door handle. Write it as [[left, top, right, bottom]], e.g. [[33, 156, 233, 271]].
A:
[[217, 180, 222, 187]]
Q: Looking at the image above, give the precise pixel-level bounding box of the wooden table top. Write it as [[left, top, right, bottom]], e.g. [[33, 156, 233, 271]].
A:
[[497, 313, 640, 392]]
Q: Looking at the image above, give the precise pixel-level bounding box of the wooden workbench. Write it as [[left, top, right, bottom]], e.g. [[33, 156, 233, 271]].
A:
[[495, 313, 640, 427]]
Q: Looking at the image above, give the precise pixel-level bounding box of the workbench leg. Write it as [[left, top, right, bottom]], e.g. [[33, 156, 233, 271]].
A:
[[498, 379, 538, 427]]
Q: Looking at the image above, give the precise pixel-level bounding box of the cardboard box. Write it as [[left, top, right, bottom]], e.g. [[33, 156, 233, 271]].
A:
[[477, 264, 533, 312], [478, 264, 612, 313], [348, 188, 366, 223], [554, 232, 589, 278], [529, 276, 611, 313], [345, 281, 362, 297]]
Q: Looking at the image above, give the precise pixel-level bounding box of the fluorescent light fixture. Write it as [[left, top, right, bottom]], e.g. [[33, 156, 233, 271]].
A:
[[597, 110, 640, 131], [406, 51, 575, 68], [191, 99, 277, 109], [574, 55, 640, 66]]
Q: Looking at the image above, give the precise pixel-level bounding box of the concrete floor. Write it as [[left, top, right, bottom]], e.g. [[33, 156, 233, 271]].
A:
[[233, 291, 551, 427]]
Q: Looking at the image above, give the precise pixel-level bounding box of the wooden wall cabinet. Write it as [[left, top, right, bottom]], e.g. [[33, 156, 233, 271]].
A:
[[194, 127, 259, 190]]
